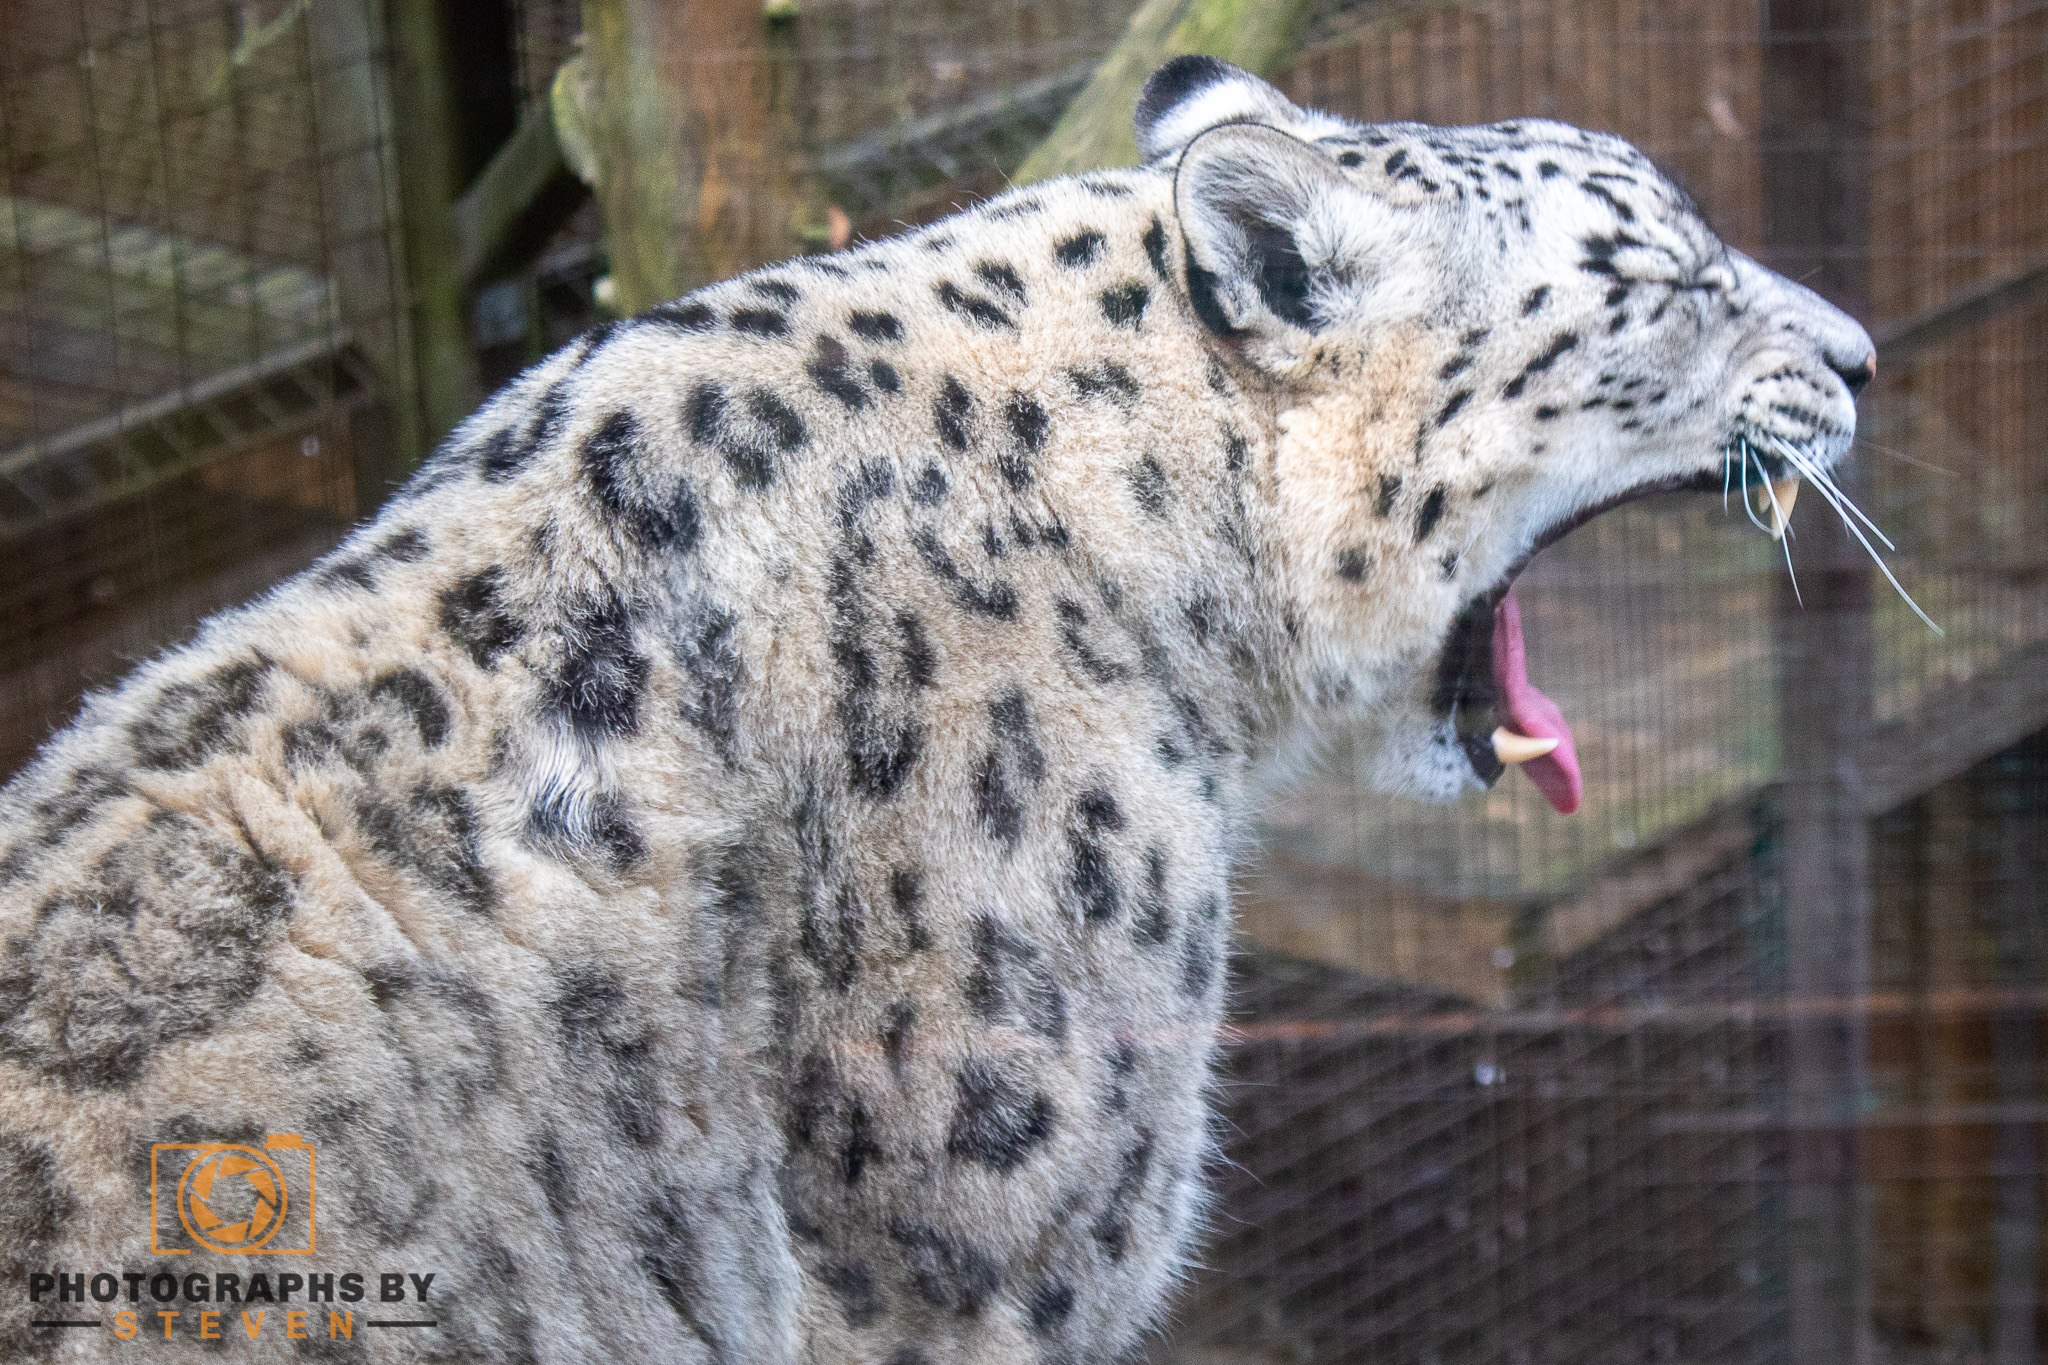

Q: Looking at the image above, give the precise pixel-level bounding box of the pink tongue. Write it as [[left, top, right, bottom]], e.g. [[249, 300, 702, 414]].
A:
[[1491, 588, 1582, 815]]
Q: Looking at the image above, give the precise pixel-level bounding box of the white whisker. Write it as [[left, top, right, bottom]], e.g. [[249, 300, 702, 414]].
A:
[[1853, 437, 1960, 478], [1747, 443, 1800, 602], [1769, 436, 1897, 551], [1758, 435, 1943, 635]]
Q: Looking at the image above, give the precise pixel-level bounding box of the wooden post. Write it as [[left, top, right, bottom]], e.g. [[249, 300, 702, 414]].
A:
[[305, 0, 424, 500], [383, 1, 483, 455], [1761, 0, 1877, 1358], [1013, 0, 1314, 184], [579, 0, 813, 315]]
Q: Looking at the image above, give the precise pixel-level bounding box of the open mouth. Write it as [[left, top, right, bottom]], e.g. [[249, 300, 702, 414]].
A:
[[1433, 450, 1803, 815]]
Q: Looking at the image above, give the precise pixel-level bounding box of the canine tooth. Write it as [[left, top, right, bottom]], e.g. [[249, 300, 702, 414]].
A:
[[1491, 727, 1559, 765], [1749, 476, 1801, 539]]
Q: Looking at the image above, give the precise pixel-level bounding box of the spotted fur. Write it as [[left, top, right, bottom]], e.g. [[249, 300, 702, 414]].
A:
[[0, 58, 1869, 1362]]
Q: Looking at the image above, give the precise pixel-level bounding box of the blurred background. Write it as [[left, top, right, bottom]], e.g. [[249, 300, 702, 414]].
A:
[[1, 0, 2044, 1360]]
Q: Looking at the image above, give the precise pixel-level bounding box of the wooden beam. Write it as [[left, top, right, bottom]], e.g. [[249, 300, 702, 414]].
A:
[[1013, 0, 1315, 184], [1854, 639, 2048, 817], [453, 103, 588, 288]]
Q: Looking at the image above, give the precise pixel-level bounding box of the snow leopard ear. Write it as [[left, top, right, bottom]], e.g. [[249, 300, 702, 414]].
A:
[[1171, 121, 1390, 351], [1135, 56, 1308, 164]]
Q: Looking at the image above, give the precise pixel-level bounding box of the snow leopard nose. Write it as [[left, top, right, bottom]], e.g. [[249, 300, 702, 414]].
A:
[[1829, 350, 1875, 397]]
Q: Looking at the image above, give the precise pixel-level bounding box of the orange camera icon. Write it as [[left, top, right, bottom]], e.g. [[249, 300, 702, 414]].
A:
[[149, 1134, 316, 1256]]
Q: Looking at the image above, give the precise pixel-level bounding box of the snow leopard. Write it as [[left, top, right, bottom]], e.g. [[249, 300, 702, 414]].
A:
[[0, 56, 1873, 1363]]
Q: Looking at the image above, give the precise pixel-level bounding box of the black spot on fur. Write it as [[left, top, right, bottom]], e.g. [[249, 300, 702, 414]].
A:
[[130, 658, 270, 770], [800, 885, 865, 993], [315, 554, 377, 590], [1580, 179, 1636, 220], [730, 307, 788, 337], [1099, 281, 1150, 328], [1502, 330, 1582, 401], [890, 1221, 1004, 1316], [374, 527, 431, 562], [823, 1261, 883, 1327], [640, 299, 717, 332], [1000, 394, 1048, 490], [935, 281, 1015, 331], [946, 1060, 1055, 1171], [869, 360, 901, 392], [1180, 894, 1223, 996], [1538, 159, 1562, 179], [889, 867, 932, 952], [368, 668, 450, 747], [933, 375, 974, 451], [1055, 232, 1105, 268], [1090, 1130, 1155, 1260], [1414, 485, 1449, 542], [688, 383, 807, 490], [1126, 455, 1169, 516], [850, 310, 902, 341], [1058, 599, 1129, 685], [1223, 426, 1249, 472], [1028, 1280, 1075, 1336], [439, 569, 523, 669], [808, 336, 870, 411], [551, 964, 663, 1141], [882, 1000, 917, 1079], [912, 529, 1017, 620], [1134, 847, 1174, 945], [1142, 216, 1170, 280], [974, 688, 1044, 847], [966, 915, 1068, 1041], [481, 379, 571, 482], [749, 278, 801, 303], [1069, 361, 1140, 407], [1522, 284, 1551, 315], [1335, 547, 1371, 582], [1435, 388, 1473, 427], [583, 409, 704, 552], [897, 611, 937, 688], [1068, 788, 1125, 922], [1375, 473, 1403, 516], [361, 784, 493, 914], [1535, 404, 1562, 420], [972, 261, 1026, 304], [549, 589, 649, 739], [675, 604, 744, 763], [911, 462, 948, 505], [0, 818, 292, 1080], [636, 1190, 729, 1355]]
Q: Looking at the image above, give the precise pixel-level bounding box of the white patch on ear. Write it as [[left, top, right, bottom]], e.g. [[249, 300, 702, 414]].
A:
[[1134, 55, 1349, 163], [1288, 192, 1429, 331]]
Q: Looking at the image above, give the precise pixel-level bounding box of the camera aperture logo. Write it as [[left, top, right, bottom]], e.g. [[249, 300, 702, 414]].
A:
[[26, 1131, 444, 1345], [153, 1134, 315, 1255]]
